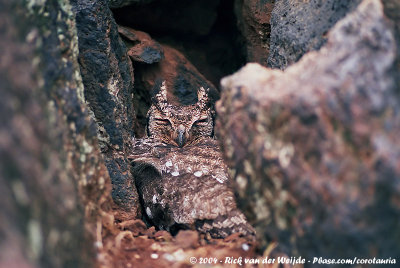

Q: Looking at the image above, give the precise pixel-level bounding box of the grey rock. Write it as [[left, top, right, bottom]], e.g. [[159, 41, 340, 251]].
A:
[[217, 0, 400, 258], [268, 0, 361, 69]]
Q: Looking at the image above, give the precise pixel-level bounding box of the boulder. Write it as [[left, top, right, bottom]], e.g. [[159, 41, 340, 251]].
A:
[[217, 0, 400, 259], [267, 0, 361, 69]]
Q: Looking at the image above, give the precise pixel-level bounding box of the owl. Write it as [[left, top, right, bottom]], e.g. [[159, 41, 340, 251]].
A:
[[146, 79, 214, 147], [129, 80, 255, 239]]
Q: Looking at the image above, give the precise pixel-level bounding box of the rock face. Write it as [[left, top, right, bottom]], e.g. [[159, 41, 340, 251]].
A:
[[267, 0, 361, 69], [1, 0, 115, 266], [217, 0, 400, 259], [72, 0, 140, 218], [235, 0, 275, 66]]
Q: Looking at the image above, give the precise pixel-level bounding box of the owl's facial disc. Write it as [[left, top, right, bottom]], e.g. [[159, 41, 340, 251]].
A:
[[146, 83, 214, 147]]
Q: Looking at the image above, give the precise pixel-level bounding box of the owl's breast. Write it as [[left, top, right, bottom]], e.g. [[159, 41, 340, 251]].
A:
[[130, 137, 255, 238]]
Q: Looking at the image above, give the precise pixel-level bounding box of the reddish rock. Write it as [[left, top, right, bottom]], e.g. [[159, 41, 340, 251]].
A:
[[137, 45, 218, 105], [145, 226, 157, 238], [133, 44, 219, 137], [217, 0, 400, 259], [118, 219, 148, 235], [118, 26, 164, 64], [154, 230, 173, 242], [235, 0, 275, 66], [223, 232, 242, 242], [175, 230, 200, 249]]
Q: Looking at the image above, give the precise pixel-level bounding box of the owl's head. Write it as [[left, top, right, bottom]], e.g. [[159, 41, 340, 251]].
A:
[[146, 80, 214, 147]]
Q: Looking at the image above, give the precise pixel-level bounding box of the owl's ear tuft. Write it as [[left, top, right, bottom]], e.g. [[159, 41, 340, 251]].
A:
[[151, 79, 168, 111], [197, 87, 210, 110]]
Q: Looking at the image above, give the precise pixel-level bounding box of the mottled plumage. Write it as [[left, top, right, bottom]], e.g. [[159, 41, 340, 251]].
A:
[[146, 80, 214, 148], [130, 81, 254, 238]]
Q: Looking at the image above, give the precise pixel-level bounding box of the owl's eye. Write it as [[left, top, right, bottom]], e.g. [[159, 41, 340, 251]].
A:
[[155, 118, 171, 126], [194, 117, 208, 126]]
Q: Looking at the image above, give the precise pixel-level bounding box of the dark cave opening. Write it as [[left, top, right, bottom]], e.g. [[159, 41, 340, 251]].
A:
[[112, 0, 245, 86], [111, 0, 246, 137]]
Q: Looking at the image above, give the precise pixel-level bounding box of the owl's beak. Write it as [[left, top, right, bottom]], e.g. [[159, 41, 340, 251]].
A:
[[177, 129, 186, 147], [176, 125, 186, 147]]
